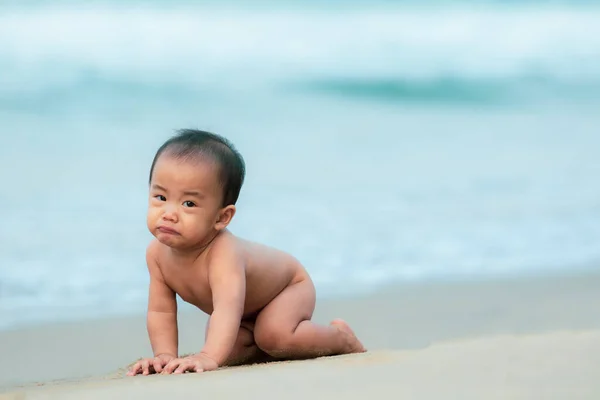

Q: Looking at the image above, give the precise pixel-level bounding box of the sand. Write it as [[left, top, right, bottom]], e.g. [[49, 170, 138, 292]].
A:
[[1, 271, 599, 399]]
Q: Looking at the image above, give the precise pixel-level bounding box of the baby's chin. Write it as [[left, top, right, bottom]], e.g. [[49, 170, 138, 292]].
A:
[[154, 231, 185, 247], [154, 231, 203, 251]]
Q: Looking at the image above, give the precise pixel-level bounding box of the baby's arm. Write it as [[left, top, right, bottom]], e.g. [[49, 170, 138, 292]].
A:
[[146, 242, 178, 358], [200, 244, 246, 366]]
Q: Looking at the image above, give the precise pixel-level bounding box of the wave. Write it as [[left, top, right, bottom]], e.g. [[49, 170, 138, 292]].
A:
[[1, 4, 600, 103], [296, 76, 600, 105]]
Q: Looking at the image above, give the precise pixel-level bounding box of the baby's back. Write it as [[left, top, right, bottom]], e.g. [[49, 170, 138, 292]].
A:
[[236, 236, 307, 315]]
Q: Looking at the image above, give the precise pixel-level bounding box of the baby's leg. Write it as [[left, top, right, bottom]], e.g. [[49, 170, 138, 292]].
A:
[[204, 318, 272, 367], [253, 277, 365, 359]]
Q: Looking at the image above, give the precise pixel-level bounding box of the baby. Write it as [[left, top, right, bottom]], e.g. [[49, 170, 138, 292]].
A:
[[127, 129, 365, 376]]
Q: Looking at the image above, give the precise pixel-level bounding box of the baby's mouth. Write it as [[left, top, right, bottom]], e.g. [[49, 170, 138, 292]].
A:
[[157, 226, 180, 235]]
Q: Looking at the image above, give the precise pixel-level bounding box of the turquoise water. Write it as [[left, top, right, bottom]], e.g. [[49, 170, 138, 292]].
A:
[[1, 1, 600, 330]]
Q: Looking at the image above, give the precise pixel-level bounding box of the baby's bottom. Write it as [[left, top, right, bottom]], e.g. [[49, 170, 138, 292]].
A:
[[206, 276, 365, 366]]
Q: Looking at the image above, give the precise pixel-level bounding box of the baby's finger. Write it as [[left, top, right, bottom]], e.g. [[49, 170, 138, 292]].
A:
[[141, 359, 150, 375], [162, 359, 179, 374], [173, 362, 190, 375], [193, 364, 205, 373], [126, 362, 141, 376], [132, 362, 143, 375], [153, 358, 163, 373]]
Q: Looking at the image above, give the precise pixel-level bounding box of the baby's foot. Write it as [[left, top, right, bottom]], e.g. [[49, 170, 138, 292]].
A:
[[330, 319, 367, 354]]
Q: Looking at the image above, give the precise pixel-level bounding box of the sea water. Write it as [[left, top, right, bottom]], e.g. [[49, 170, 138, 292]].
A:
[[1, 0, 599, 330]]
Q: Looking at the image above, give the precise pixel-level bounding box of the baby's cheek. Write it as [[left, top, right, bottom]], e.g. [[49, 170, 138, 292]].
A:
[[146, 208, 160, 227], [187, 213, 209, 234]]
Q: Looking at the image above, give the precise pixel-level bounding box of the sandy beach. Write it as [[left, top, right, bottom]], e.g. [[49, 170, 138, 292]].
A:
[[1, 271, 599, 399]]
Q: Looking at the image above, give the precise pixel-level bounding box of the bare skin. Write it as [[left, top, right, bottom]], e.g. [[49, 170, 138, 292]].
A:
[[127, 155, 365, 376]]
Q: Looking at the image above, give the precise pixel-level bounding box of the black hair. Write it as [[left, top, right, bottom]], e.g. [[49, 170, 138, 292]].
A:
[[149, 129, 246, 207]]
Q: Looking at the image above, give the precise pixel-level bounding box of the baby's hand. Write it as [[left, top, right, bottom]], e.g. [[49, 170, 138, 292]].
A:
[[127, 353, 176, 376], [161, 353, 219, 374]]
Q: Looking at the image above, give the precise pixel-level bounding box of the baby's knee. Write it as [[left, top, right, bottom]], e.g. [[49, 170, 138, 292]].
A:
[[254, 325, 294, 355]]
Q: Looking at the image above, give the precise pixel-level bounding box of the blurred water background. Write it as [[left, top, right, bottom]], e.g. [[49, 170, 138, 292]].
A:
[[1, 0, 599, 330]]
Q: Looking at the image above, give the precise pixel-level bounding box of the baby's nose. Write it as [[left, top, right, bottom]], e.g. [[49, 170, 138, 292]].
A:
[[162, 205, 178, 221], [162, 212, 176, 222]]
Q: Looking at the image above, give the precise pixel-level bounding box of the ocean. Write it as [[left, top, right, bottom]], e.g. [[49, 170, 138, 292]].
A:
[[1, 0, 599, 330]]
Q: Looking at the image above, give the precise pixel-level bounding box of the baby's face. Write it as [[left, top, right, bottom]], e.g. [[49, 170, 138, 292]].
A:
[[147, 155, 224, 249]]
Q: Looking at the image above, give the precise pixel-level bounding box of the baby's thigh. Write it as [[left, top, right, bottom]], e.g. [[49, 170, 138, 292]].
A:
[[254, 278, 316, 339], [205, 316, 256, 347]]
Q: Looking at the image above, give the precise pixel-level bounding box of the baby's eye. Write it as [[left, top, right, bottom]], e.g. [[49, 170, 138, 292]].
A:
[[154, 195, 166, 201], [183, 201, 196, 208]]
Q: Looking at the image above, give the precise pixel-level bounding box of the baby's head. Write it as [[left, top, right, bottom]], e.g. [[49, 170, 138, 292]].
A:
[[147, 129, 245, 249]]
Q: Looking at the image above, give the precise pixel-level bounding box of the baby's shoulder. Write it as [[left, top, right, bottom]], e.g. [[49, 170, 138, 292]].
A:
[[146, 238, 164, 260], [207, 230, 244, 258], [214, 232, 296, 265], [145, 238, 171, 274]]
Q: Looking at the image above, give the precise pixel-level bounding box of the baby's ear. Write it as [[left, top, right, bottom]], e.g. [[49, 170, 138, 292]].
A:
[[215, 205, 236, 231]]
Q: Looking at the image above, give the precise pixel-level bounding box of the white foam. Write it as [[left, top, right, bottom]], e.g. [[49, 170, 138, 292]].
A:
[[1, 5, 600, 94]]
